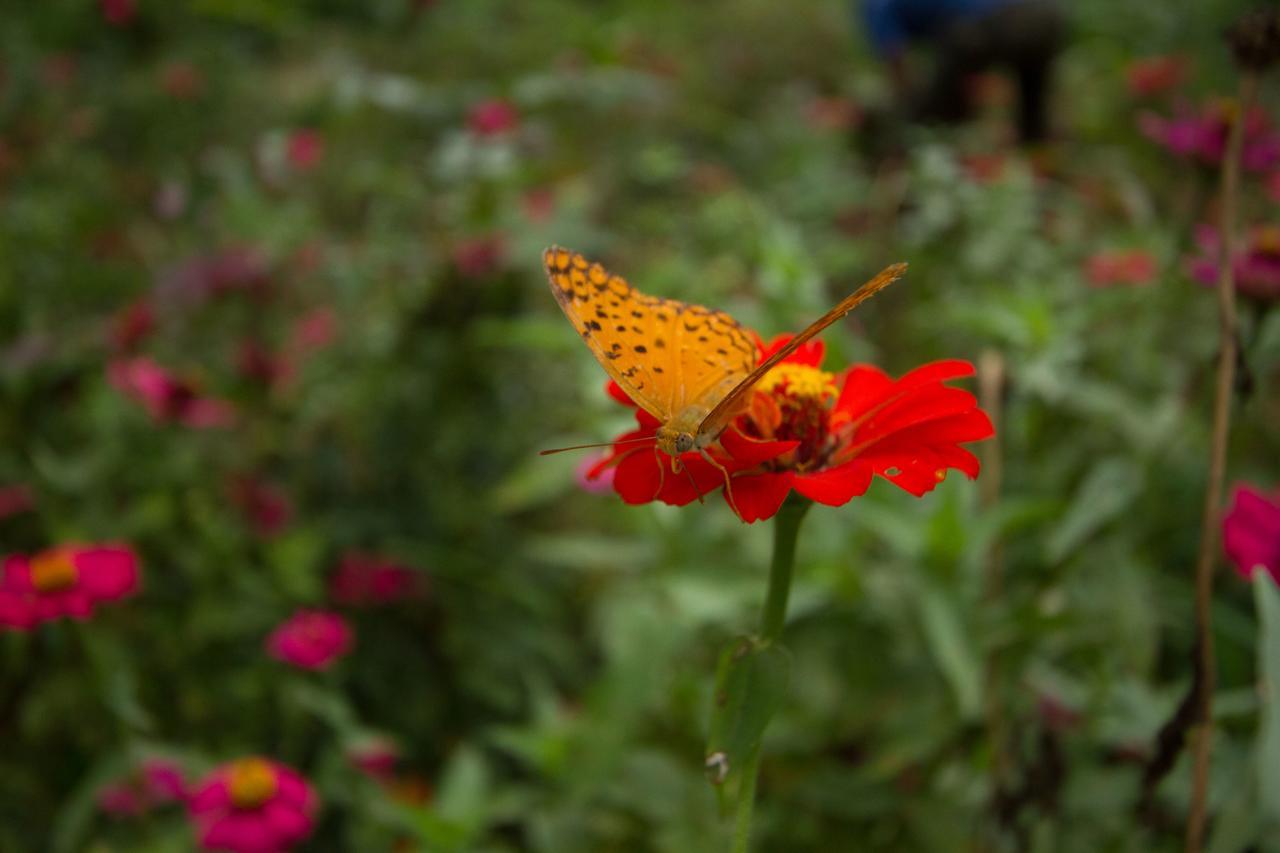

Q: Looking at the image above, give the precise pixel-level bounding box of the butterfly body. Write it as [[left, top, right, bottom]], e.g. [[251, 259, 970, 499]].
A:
[[542, 246, 905, 467]]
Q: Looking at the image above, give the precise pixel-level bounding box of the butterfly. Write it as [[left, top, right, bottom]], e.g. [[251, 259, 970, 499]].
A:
[[541, 246, 906, 495]]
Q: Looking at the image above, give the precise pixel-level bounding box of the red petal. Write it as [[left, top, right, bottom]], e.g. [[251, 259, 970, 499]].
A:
[[613, 447, 664, 504], [758, 334, 825, 367], [793, 461, 873, 506], [656, 453, 728, 506], [851, 386, 980, 445], [719, 426, 798, 465], [896, 359, 975, 389], [728, 472, 795, 523], [862, 410, 995, 455], [606, 380, 636, 407], [833, 365, 894, 418]]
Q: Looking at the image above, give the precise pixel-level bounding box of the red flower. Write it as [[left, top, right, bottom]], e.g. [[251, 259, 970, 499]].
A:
[[1125, 55, 1189, 98], [346, 736, 400, 782], [286, 129, 324, 172], [1084, 249, 1157, 287], [98, 758, 188, 818], [0, 544, 140, 630], [187, 758, 318, 852], [1223, 484, 1280, 583], [585, 336, 993, 523], [266, 609, 353, 670], [110, 299, 156, 352], [108, 358, 236, 428], [329, 553, 422, 606], [466, 99, 519, 137], [452, 234, 506, 278], [228, 475, 293, 538], [100, 0, 136, 27]]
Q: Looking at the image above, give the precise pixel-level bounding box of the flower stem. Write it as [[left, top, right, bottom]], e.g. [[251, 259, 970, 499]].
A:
[[1186, 70, 1257, 853], [732, 496, 811, 853]]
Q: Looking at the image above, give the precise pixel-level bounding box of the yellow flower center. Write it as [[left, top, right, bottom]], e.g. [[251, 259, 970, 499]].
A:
[[755, 363, 838, 403], [227, 758, 278, 809], [1255, 226, 1280, 254], [30, 549, 78, 593]]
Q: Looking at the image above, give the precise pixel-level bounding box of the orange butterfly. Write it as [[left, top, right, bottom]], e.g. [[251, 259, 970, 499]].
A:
[[541, 246, 905, 492]]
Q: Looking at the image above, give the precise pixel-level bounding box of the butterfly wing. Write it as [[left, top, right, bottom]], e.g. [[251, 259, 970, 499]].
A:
[[695, 262, 907, 442], [545, 247, 754, 424]]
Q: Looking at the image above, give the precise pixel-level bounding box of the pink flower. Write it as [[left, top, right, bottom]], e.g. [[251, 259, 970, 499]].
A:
[[236, 339, 288, 388], [228, 476, 293, 538], [0, 544, 140, 631], [452, 235, 506, 278], [1125, 55, 1188, 98], [467, 99, 519, 137], [108, 358, 237, 428], [110, 299, 155, 353], [98, 759, 188, 818], [1140, 100, 1280, 172], [347, 736, 400, 782], [266, 610, 353, 670], [1224, 484, 1280, 583], [0, 484, 34, 521], [286, 130, 324, 172], [1187, 224, 1280, 301], [188, 757, 317, 853], [156, 247, 270, 305], [285, 307, 338, 357], [101, 0, 136, 26], [1084, 249, 1157, 287], [575, 453, 616, 495], [329, 553, 422, 606]]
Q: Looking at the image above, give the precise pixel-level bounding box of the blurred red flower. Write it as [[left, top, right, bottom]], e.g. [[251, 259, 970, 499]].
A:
[[286, 129, 324, 171], [1140, 99, 1280, 172], [346, 736, 400, 782], [0, 484, 35, 521], [1125, 55, 1188, 98], [188, 758, 318, 853], [329, 553, 423, 606], [228, 475, 293, 537], [452, 234, 506, 278], [1084, 249, 1157, 287], [286, 306, 339, 356], [0, 544, 139, 631], [1187, 224, 1280, 301], [109, 358, 237, 428], [98, 759, 187, 818], [467, 99, 519, 137], [1223, 484, 1280, 584], [522, 188, 556, 223], [585, 336, 994, 523], [110, 299, 155, 353], [266, 610, 353, 670], [156, 247, 270, 305], [100, 0, 136, 27]]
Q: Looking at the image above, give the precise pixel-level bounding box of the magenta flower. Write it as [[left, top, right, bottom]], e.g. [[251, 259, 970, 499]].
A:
[[98, 758, 187, 818], [109, 358, 237, 428], [1187, 224, 1280, 301], [329, 553, 422, 606], [227, 475, 293, 538], [286, 130, 324, 172], [266, 610, 353, 670], [575, 452, 616, 495], [188, 758, 317, 853], [1084, 249, 1157, 287], [346, 736, 400, 783], [0, 544, 140, 631], [110, 300, 155, 353], [466, 99, 519, 137], [1140, 99, 1280, 172], [1224, 484, 1280, 583]]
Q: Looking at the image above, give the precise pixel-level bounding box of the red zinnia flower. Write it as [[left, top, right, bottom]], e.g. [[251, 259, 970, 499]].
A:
[[108, 357, 236, 428], [98, 758, 188, 818], [1125, 55, 1188, 98], [187, 758, 318, 853], [585, 336, 994, 523], [1084, 249, 1157, 287], [266, 609, 353, 670], [466, 99, 519, 137], [0, 544, 140, 630], [329, 552, 423, 606], [1223, 484, 1280, 584], [1187, 224, 1280, 302], [286, 129, 324, 172]]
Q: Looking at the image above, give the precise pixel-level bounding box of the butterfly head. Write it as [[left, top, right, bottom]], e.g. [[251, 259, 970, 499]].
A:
[[655, 424, 696, 457]]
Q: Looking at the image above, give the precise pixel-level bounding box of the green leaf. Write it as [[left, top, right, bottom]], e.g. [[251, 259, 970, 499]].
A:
[[704, 637, 791, 788], [1045, 457, 1143, 564], [1253, 574, 1280, 825], [918, 585, 982, 721]]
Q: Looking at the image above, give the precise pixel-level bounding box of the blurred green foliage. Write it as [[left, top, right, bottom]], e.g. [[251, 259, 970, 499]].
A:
[[2, 0, 1279, 850]]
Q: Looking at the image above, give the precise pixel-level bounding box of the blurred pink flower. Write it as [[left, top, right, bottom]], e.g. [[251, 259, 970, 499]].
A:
[[0, 484, 34, 520], [1187, 224, 1280, 301], [329, 553, 422, 606], [1125, 55, 1188, 98], [467, 99, 519, 137], [236, 339, 288, 388], [266, 610, 353, 670], [228, 476, 293, 538], [0, 544, 139, 631], [286, 129, 324, 172], [1224, 484, 1280, 584], [575, 453, 616, 495], [110, 300, 155, 353], [286, 307, 338, 357], [1140, 100, 1280, 172], [99, 759, 187, 818], [156, 247, 270, 305], [108, 358, 237, 428], [347, 736, 400, 782], [452, 235, 505, 278], [188, 758, 318, 853], [1084, 249, 1157, 287], [100, 0, 136, 27]]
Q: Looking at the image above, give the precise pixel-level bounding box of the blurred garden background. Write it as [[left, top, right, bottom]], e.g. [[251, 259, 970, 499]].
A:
[[3, 0, 1280, 850]]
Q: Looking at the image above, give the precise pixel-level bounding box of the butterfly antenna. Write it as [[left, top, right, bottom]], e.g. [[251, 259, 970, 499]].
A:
[[539, 435, 656, 456], [699, 450, 741, 519]]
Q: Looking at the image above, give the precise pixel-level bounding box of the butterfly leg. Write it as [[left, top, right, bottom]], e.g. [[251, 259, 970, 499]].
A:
[[673, 455, 705, 504], [699, 449, 741, 518]]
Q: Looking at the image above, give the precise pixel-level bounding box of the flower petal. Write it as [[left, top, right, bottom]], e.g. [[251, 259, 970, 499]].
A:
[[793, 461, 873, 506], [728, 472, 795, 523], [613, 447, 664, 504], [719, 426, 798, 466], [74, 546, 140, 600]]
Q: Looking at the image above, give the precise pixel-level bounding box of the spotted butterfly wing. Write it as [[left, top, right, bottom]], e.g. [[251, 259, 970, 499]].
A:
[[543, 246, 757, 426]]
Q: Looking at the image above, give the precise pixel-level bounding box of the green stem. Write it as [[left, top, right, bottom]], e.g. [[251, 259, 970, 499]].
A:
[[732, 496, 811, 853]]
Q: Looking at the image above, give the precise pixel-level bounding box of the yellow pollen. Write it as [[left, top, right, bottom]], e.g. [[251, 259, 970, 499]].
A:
[[227, 758, 278, 809], [30, 549, 78, 593], [756, 363, 838, 403]]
